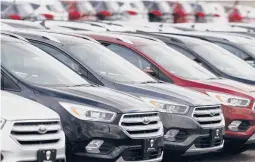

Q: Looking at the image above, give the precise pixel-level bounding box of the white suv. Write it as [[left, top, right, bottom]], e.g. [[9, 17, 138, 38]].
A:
[[0, 91, 65, 162]]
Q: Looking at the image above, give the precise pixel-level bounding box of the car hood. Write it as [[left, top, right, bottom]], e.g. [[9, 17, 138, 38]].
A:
[[120, 83, 219, 106], [39, 86, 157, 114], [1, 91, 60, 121], [201, 79, 255, 94]]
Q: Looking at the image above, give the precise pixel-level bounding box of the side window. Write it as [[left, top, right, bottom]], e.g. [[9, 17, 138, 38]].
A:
[[105, 44, 151, 69], [31, 42, 88, 77], [1, 73, 21, 91], [31, 42, 102, 85], [103, 43, 172, 82], [167, 44, 196, 60], [215, 42, 250, 60]]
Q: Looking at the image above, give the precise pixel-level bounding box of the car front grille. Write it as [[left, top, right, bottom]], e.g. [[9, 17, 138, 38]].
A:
[[11, 120, 62, 148], [119, 112, 163, 139], [122, 147, 163, 161], [194, 136, 223, 148], [192, 105, 223, 128]]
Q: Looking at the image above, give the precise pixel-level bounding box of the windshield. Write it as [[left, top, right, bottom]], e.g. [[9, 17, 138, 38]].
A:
[[137, 44, 217, 80], [241, 44, 255, 58], [190, 44, 255, 77], [66, 42, 155, 83], [1, 42, 88, 86]]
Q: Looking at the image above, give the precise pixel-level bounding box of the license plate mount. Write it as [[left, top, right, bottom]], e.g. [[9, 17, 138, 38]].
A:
[[37, 149, 57, 162]]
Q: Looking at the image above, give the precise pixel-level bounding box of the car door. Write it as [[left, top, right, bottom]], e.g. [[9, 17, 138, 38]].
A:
[[102, 42, 173, 83]]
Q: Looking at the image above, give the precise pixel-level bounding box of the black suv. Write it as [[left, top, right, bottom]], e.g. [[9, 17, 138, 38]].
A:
[[1, 33, 164, 162]]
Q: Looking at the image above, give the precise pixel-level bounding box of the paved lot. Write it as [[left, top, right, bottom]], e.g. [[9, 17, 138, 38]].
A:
[[163, 149, 255, 162], [195, 150, 255, 162]]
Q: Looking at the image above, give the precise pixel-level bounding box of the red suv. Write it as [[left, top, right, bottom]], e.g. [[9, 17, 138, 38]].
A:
[[85, 32, 255, 153]]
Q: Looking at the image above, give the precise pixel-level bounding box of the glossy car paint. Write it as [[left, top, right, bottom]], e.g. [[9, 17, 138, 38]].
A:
[[141, 33, 255, 85], [86, 32, 255, 148], [1, 34, 164, 162], [15, 30, 225, 156]]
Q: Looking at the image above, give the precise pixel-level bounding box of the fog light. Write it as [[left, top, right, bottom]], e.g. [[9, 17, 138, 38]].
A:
[[85, 140, 104, 153], [164, 129, 179, 142], [228, 120, 242, 131]]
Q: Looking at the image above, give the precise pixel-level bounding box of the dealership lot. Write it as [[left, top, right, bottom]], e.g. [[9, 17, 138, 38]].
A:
[[1, 1, 255, 162]]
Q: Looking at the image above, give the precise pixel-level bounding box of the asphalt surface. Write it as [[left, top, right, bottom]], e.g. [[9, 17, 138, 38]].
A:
[[163, 149, 255, 162]]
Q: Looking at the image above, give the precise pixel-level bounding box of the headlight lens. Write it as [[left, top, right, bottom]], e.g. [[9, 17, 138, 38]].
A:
[[206, 92, 250, 107], [59, 102, 116, 122], [140, 97, 189, 114], [0, 119, 6, 129]]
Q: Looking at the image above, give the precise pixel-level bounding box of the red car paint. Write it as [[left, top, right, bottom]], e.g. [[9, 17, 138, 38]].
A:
[[86, 33, 255, 144]]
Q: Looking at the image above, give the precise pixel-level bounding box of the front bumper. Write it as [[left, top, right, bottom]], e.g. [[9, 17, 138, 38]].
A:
[[222, 105, 255, 144], [161, 113, 224, 155], [245, 133, 255, 145], [67, 116, 164, 162], [116, 153, 163, 162], [1, 120, 65, 162]]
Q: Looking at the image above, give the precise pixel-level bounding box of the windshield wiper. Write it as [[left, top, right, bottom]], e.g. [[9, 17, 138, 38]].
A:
[[140, 81, 159, 84]]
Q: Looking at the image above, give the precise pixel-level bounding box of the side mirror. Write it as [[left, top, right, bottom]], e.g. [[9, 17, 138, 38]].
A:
[[143, 67, 156, 76]]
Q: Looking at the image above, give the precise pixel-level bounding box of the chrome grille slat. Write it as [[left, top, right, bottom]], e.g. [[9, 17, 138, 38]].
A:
[[119, 112, 163, 139], [194, 116, 222, 122], [192, 105, 223, 128], [11, 120, 62, 147], [12, 124, 61, 132]]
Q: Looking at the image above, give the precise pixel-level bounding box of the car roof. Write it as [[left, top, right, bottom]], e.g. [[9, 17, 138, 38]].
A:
[[1, 19, 45, 29], [37, 20, 108, 32], [13, 30, 96, 45], [84, 31, 158, 46], [1, 34, 26, 43], [156, 34, 210, 45], [174, 31, 254, 44]]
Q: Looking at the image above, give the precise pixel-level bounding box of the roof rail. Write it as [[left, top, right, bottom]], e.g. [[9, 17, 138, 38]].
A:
[[127, 33, 165, 44], [41, 30, 100, 44], [125, 32, 169, 44], [14, 30, 61, 43], [1, 31, 29, 43]]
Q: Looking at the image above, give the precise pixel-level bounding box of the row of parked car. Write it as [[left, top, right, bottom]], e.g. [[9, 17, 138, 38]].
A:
[[1, 19, 255, 162], [2, 0, 255, 23]]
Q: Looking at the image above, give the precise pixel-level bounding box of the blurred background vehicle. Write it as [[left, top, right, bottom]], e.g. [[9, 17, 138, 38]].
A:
[[143, 1, 174, 22], [89, 0, 123, 20], [28, 0, 68, 20], [117, 0, 149, 22], [228, 5, 253, 23], [192, 2, 228, 23], [169, 1, 195, 23], [1, 0, 44, 20], [61, 0, 97, 20]]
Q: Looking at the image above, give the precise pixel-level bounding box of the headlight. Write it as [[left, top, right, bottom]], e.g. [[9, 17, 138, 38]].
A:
[[206, 92, 250, 107], [59, 102, 116, 122], [0, 119, 6, 129], [140, 97, 189, 114]]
